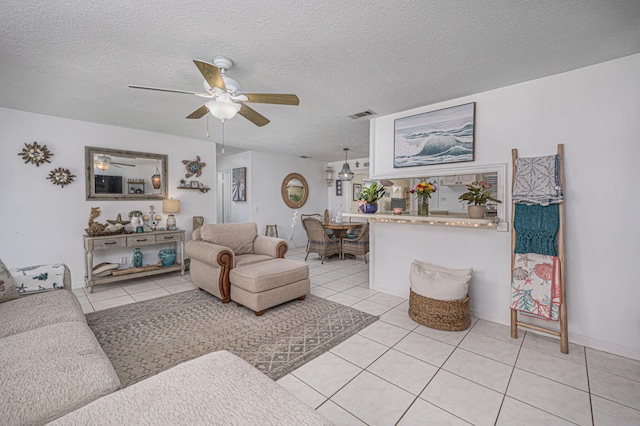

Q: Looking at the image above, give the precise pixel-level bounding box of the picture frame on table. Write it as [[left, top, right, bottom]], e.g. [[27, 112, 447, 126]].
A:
[[353, 184, 362, 201]]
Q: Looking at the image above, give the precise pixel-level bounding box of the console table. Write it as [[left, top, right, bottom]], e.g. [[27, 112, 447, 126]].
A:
[[83, 230, 185, 293]]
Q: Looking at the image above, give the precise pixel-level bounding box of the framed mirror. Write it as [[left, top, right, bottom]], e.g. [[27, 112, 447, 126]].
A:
[[281, 173, 309, 209], [85, 146, 168, 201]]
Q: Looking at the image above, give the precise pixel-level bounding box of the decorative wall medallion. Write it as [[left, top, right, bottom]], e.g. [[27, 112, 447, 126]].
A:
[[182, 155, 206, 178], [47, 167, 76, 188], [18, 141, 53, 166]]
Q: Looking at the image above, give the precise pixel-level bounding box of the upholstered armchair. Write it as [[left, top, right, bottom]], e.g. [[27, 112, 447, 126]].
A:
[[341, 222, 369, 263], [185, 223, 288, 302], [302, 217, 340, 264]]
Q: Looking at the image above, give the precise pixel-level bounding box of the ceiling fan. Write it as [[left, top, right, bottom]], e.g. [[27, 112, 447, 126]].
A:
[[94, 155, 136, 170], [129, 57, 300, 127]]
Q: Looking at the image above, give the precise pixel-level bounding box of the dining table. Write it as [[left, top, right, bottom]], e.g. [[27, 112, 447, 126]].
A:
[[322, 222, 364, 239]]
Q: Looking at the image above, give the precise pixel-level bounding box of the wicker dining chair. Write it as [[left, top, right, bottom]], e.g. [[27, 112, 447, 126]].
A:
[[341, 222, 369, 263], [302, 217, 341, 264]]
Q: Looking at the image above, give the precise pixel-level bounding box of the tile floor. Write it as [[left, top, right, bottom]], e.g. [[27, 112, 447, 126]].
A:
[[76, 247, 640, 425]]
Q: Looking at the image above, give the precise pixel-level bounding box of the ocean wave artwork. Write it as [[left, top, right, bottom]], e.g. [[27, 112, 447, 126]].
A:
[[394, 102, 475, 167]]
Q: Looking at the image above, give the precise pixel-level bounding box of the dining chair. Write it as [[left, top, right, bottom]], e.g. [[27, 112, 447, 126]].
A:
[[302, 217, 341, 264], [341, 222, 369, 263]]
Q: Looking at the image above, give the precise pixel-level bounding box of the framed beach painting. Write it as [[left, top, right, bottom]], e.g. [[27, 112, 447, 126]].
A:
[[232, 167, 246, 201], [394, 102, 475, 168]]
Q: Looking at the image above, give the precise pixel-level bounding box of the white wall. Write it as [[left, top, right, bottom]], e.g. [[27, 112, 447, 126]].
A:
[[218, 151, 329, 248], [369, 54, 640, 359], [0, 107, 216, 286]]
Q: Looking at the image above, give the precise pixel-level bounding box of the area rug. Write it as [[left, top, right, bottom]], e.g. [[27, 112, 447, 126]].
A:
[[86, 290, 377, 387]]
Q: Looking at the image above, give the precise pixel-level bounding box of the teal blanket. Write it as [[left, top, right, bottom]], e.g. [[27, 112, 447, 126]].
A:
[[513, 204, 559, 256]]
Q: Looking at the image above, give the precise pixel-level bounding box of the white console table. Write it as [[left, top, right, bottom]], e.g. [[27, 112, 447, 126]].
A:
[[83, 230, 185, 293]]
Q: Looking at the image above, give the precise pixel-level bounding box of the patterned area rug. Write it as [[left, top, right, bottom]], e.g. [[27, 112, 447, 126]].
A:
[[86, 290, 377, 387]]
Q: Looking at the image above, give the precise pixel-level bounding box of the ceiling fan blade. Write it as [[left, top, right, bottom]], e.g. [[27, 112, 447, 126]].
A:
[[244, 93, 300, 105], [128, 85, 197, 95], [193, 60, 226, 92], [111, 162, 136, 167], [238, 104, 270, 127], [186, 105, 209, 119]]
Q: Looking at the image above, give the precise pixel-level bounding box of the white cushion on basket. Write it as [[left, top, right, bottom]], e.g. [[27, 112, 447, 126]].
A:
[[410, 260, 472, 301]]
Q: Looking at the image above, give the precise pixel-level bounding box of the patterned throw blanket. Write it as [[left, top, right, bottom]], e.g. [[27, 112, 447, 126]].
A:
[[512, 155, 563, 205], [511, 253, 561, 320]]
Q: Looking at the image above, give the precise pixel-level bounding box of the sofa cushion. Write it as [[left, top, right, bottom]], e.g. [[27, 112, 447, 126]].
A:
[[0, 258, 19, 304], [230, 259, 309, 293], [9, 263, 68, 294], [0, 289, 86, 338], [49, 350, 331, 426], [235, 254, 274, 268], [200, 223, 258, 255], [0, 322, 121, 425]]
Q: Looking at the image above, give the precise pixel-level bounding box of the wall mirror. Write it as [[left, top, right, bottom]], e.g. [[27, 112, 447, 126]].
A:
[[281, 172, 309, 209], [85, 146, 168, 201]]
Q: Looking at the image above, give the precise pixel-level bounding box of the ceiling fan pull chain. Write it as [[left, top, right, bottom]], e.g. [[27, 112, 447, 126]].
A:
[[221, 120, 225, 155], [206, 114, 210, 138]]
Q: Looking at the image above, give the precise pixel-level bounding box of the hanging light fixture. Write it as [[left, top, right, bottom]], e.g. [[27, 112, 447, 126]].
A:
[[206, 93, 241, 122], [338, 148, 354, 181], [151, 167, 161, 189], [325, 165, 334, 186]]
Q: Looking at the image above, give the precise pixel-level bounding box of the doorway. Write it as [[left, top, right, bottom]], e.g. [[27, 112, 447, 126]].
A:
[[217, 171, 231, 223]]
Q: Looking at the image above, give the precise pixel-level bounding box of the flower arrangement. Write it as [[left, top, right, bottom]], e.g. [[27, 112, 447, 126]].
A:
[[410, 181, 437, 200], [458, 181, 501, 206]]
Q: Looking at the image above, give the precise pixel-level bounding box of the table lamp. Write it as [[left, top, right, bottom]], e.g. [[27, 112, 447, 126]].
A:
[[162, 198, 180, 230]]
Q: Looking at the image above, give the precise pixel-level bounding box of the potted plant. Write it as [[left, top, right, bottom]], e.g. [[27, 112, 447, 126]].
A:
[[410, 181, 437, 216], [458, 181, 501, 218], [357, 182, 386, 214], [179, 179, 187, 188]]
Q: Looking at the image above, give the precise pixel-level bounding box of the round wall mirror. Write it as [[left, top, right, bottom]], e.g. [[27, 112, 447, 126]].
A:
[[281, 173, 309, 209]]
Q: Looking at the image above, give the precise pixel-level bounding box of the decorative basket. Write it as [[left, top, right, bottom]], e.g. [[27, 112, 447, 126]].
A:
[[85, 228, 125, 237], [408, 289, 471, 331]]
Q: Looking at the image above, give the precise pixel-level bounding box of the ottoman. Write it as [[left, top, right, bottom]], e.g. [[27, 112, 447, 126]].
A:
[[230, 258, 310, 316]]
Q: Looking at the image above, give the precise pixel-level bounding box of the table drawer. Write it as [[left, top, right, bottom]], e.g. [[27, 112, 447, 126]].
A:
[[126, 234, 157, 247], [156, 232, 183, 243], [93, 238, 126, 250]]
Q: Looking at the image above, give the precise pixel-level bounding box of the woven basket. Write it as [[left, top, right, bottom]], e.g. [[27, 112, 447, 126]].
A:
[[408, 289, 471, 331], [85, 228, 125, 237]]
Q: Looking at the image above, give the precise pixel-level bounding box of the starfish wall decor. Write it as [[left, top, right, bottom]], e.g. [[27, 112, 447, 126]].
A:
[[47, 167, 76, 188], [18, 142, 53, 166]]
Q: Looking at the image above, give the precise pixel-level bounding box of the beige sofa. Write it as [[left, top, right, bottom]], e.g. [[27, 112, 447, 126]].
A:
[[0, 261, 330, 425], [186, 222, 288, 302]]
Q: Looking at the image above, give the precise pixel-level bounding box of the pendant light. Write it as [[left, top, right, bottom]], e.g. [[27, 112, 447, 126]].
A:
[[151, 167, 161, 189], [338, 148, 354, 181]]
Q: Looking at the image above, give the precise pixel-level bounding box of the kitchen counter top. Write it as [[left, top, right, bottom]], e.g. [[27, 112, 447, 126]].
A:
[[342, 212, 499, 229]]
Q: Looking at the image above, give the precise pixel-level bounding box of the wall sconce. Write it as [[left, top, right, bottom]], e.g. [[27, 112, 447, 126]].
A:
[[325, 166, 334, 186], [162, 198, 181, 230], [151, 167, 161, 189]]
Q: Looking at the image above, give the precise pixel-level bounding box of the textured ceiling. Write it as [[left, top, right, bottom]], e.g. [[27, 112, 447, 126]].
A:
[[1, 0, 639, 161]]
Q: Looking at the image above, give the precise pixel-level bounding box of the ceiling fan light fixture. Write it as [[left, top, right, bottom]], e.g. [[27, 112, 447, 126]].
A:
[[206, 99, 241, 121], [338, 148, 355, 181]]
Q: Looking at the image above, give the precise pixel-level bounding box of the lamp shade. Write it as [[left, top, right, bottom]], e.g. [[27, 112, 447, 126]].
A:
[[162, 199, 180, 214], [338, 148, 354, 181], [206, 99, 241, 121]]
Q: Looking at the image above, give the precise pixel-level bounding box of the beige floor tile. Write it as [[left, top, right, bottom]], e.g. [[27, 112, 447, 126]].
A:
[[325, 292, 362, 306], [522, 332, 586, 365], [443, 348, 513, 393], [421, 370, 503, 426], [394, 332, 455, 367], [591, 395, 640, 425], [459, 332, 521, 366], [71, 287, 87, 297], [507, 368, 592, 425], [121, 280, 162, 295], [80, 303, 95, 314], [368, 349, 438, 395], [589, 367, 640, 410], [310, 286, 337, 299], [358, 320, 410, 347], [350, 300, 392, 316], [316, 400, 367, 425], [322, 279, 359, 292], [380, 309, 419, 331], [496, 397, 574, 426], [86, 286, 128, 303], [153, 275, 191, 287], [342, 286, 378, 299], [330, 334, 389, 368], [332, 371, 415, 426], [413, 324, 471, 346], [471, 319, 523, 346], [165, 282, 198, 294], [292, 352, 362, 397], [398, 399, 471, 425], [276, 374, 327, 409], [366, 292, 406, 308], [587, 347, 640, 382], [131, 287, 171, 302], [517, 347, 589, 391], [91, 294, 136, 311]]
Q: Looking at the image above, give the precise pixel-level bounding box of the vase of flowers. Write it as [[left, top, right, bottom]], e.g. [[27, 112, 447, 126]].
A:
[[410, 181, 437, 216], [458, 181, 501, 219], [357, 182, 386, 214]]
